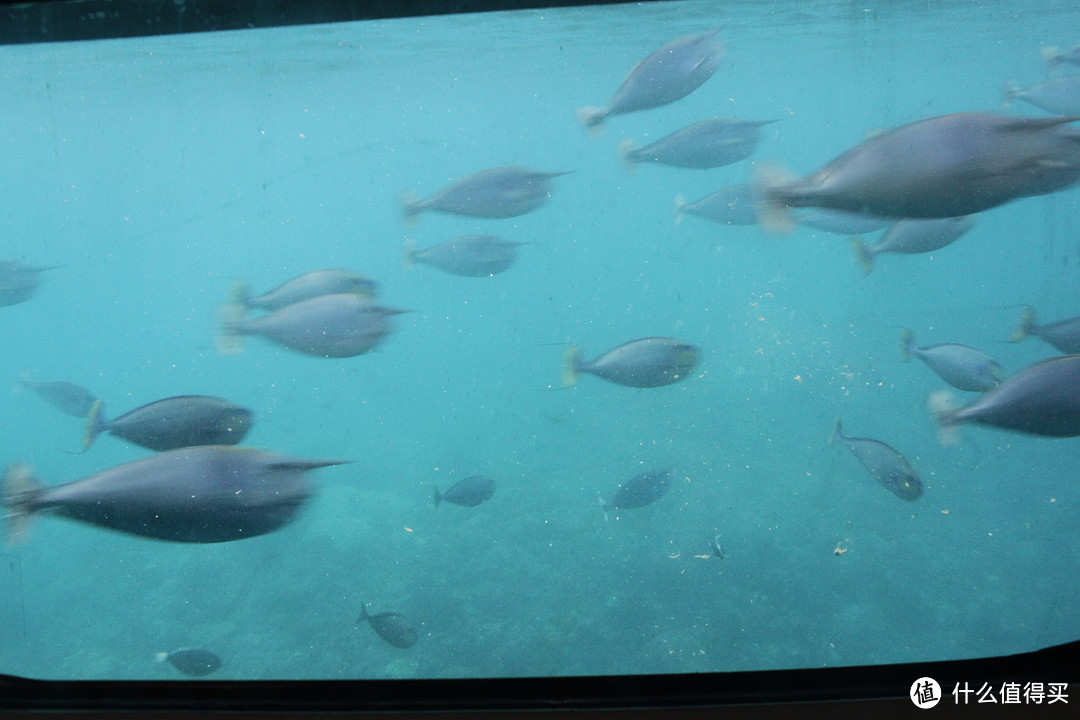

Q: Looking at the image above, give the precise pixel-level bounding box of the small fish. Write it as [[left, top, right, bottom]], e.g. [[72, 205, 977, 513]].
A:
[[15, 380, 100, 419], [1004, 76, 1080, 116], [674, 184, 761, 226], [853, 216, 975, 275], [618, 119, 772, 172], [600, 469, 673, 517], [156, 648, 223, 677], [930, 355, 1080, 443], [830, 418, 923, 501], [563, 338, 699, 388], [229, 270, 377, 313], [709, 534, 727, 559], [577, 28, 724, 133], [401, 167, 568, 222], [434, 475, 495, 509], [357, 604, 418, 649], [900, 329, 1004, 392], [1010, 306, 1080, 354], [402, 236, 526, 277], [0, 261, 58, 307], [83, 396, 253, 452], [1043, 45, 1080, 69], [794, 208, 887, 235]]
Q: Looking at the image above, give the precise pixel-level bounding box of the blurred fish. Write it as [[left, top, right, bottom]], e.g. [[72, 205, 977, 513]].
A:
[[760, 113, 1080, 229], [618, 118, 772, 172], [15, 380, 100, 419], [155, 648, 223, 677], [1004, 76, 1080, 116], [401, 167, 568, 222], [3, 447, 347, 543], [1043, 45, 1080, 69], [1010, 306, 1080, 353], [709, 533, 727, 559], [674, 184, 761, 226], [0, 261, 58, 307], [218, 294, 407, 358], [229, 270, 377, 313], [357, 604, 418, 649], [402, 236, 526, 277], [83, 396, 253, 452], [853, 216, 975, 275], [577, 28, 724, 133], [830, 418, 922, 501], [794, 208, 887, 235], [900, 329, 1004, 392], [434, 475, 495, 509], [563, 338, 699, 388], [600, 469, 673, 517]]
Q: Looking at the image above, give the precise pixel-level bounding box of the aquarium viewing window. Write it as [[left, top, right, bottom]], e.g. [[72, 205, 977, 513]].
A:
[[0, 0, 1078, 714]]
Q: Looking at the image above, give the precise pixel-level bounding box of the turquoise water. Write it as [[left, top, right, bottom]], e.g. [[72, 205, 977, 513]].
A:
[[1, 0, 1079, 680]]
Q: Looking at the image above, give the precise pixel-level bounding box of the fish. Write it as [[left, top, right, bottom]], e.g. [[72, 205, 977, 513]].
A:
[[563, 338, 698, 389], [600, 469, 673, 516], [760, 113, 1080, 228], [402, 236, 526, 277], [617, 118, 772, 172], [357, 604, 418, 649], [82, 396, 253, 452], [401, 167, 568, 222], [1043, 45, 1080, 69], [2, 446, 348, 543], [853, 215, 975, 275], [674, 184, 761, 226], [1010, 306, 1080, 354], [900, 328, 1004, 392], [794, 208, 887, 235], [830, 418, 923, 501], [930, 355, 1080, 442], [156, 648, 223, 677], [0, 261, 58, 307], [15, 380, 100, 419], [1004, 76, 1080, 116], [434, 475, 495, 508], [577, 28, 724, 133], [229, 270, 377, 313], [709, 533, 727, 559], [218, 294, 407, 358]]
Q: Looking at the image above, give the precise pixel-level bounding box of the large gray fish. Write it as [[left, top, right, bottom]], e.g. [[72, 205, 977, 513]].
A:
[[218, 294, 407, 358], [434, 475, 495, 509], [794, 208, 887, 235], [562, 337, 699, 388], [15, 380, 100, 419], [2, 446, 347, 543], [0, 261, 58, 307], [618, 118, 772, 172], [156, 649, 223, 677], [82, 396, 253, 452], [853, 215, 975, 275], [674, 184, 761, 226], [577, 28, 724, 133], [900, 329, 1004, 392], [830, 418, 923, 501], [1010, 306, 1080, 354], [402, 236, 526, 277], [357, 604, 418, 649], [1004, 76, 1080, 116], [230, 269, 377, 313], [930, 355, 1080, 441], [600, 469, 673, 517], [401, 167, 568, 222], [761, 113, 1080, 228]]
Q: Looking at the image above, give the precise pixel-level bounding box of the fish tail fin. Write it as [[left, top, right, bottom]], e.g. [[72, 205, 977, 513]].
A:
[[398, 191, 421, 229], [1001, 80, 1019, 108], [852, 237, 874, 276], [1042, 46, 1062, 67], [401, 238, 418, 273], [828, 416, 843, 445], [674, 195, 687, 226], [81, 399, 106, 452], [356, 603, 370, 625], [3, 462, 43, 546], [928, 390, 962, 448], [596, 493, 609, 523], [576, 106, 607, 138], [433, 487, 441, 509], [754, 161, 796, 235], [899, 328, 914, 362], [228, 279, 251, 310], [214, 288, 248, 356], [561, 345, 582, 387], [1009, 305, 1036, 343], [616, 138, 638, 174], [153, 652, 169, 663]]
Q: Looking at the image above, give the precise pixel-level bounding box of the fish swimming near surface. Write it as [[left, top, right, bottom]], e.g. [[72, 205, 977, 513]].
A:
[[577, 28, 724, 133], [900, 329, 1004, 392], [1003, 76, 1080, 116], [217, 294, 408, 358], [82, 396, 253, 452], [0, 261, 58, 307], [617, 118, 772, 172], [930, 355, 1080, 444], [15, 380, 100, 419], [600, 469, 673, 519], [2, 446, 348, 543], [1010, 306, 1080, 354], [434, 475, 495, 508], [853, 215, 975, 275], [402, 236, 526, 277], [830, 418, 923, 501], [357, 604, 418, 649], [228, 269, 377, 314], [759, 112, 1080, 230], [156, 648, 223, 677], [563, 337, 699, 388], [401, 167, 569, 222], [674, 184, 761, 226]]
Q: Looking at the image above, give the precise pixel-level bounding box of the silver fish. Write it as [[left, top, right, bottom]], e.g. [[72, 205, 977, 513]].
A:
[[853, 215, 975, 275], [402, 167, 568, 221], [1010, 306, 1080, 354], [674, 184, 761, 226], [563, 338, 699, 388], [618, 118, 772, 171], [232, 269, 376, 313], [0, 261, 58, 307], [900, 328, 1004, 392], [1004, 76, 1080, 116], [831, 418, 922, 501], [402, 236, 526, 277]]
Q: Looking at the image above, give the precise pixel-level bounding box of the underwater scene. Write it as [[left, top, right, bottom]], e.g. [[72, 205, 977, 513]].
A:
[[1, 0, 1079, 680]]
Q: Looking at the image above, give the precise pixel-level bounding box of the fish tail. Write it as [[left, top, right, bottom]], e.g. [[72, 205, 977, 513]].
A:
[[561, 345, 582, 387], [1009, 306, 1036, 343], [928, 390, 962, 448], [3, 462, 43, 546], [899, 328, 914, 362], [398, 191, 421, 229], [828, 416, 843, 445], [1042, 46, 1062, 67], [214, 289, 249, 356], [852, 237, 874, 276], [673, 195, 686, 226], [401, 238, 418, 273], [575, 106, 607, 138], [596, 493, 609, 522], [1001, 80, 1019, 108], [356, 603, 370, 625], [81, 399, 106, 452], [433, 487, 441, 509], [616, 138, 638, 174], [153, 652, 169, 663], [753, 162, 796, 236]]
